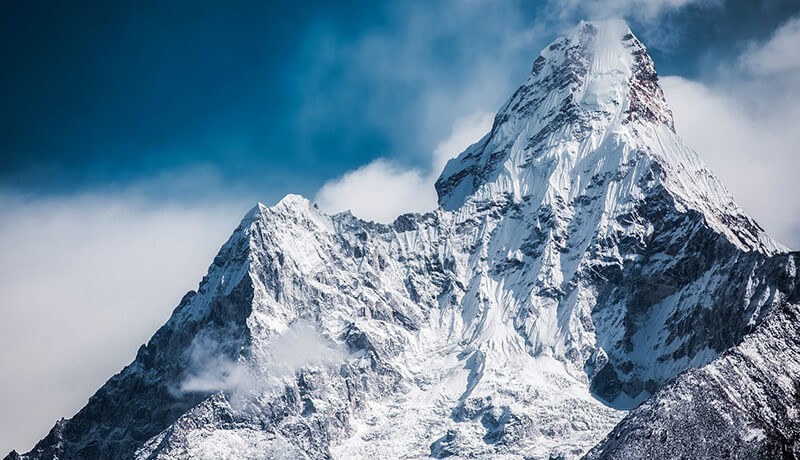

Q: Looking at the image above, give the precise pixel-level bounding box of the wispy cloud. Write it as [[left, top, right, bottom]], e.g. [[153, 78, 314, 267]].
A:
[[738, 15, 800, 76], [178, 321, 348, 408], [296, 1, 545, 169], [305, 1, 525, 223]]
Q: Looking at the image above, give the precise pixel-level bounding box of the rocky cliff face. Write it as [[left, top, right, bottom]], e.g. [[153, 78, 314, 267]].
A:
[[8, 19, 799, 460], [586, 269, 800, 459]]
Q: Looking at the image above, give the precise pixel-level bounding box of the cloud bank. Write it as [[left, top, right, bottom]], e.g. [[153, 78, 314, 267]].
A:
[[0, 190, 246, 454]]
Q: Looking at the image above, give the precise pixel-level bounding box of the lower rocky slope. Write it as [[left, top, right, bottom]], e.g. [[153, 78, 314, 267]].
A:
[[587, 257, 799, 459]]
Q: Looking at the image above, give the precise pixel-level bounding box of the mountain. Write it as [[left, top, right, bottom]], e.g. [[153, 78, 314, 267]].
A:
[[8, 19, 799, 460]]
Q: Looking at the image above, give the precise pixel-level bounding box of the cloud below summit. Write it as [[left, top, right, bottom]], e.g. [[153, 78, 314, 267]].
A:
[[179, 321, 348, 409], [315, 111, 493, 223]]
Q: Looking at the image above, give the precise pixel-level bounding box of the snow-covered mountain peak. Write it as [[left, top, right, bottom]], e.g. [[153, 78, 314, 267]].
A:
[[436, 19, 673, 211], [275, 193, 312, 209], [571, 20, 672, 127], [435, 18, 782, 254], [243, 195, 330, 238]]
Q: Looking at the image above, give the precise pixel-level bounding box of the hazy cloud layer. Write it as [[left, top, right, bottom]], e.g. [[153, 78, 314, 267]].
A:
[[0, 190, 246, 454]]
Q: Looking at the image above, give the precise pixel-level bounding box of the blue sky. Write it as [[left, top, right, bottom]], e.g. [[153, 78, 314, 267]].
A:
[[2, 0, 800, 455], [1, 0, 797, 202]]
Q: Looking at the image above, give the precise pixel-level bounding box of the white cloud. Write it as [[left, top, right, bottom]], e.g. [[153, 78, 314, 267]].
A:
[[739, 15, 800, 76], [0, 191, 247, 455], [315, 160, 436, 223], [662, 15, 800, 249], [178, 335, 255, 395], [315, 111, 493, 223]]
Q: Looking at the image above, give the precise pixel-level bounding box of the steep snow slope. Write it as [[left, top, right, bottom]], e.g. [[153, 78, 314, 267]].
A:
[[8, 19, 798, 460]]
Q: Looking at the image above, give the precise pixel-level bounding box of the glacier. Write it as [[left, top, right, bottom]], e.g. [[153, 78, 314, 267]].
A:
[[8, 19, 799, 460]]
